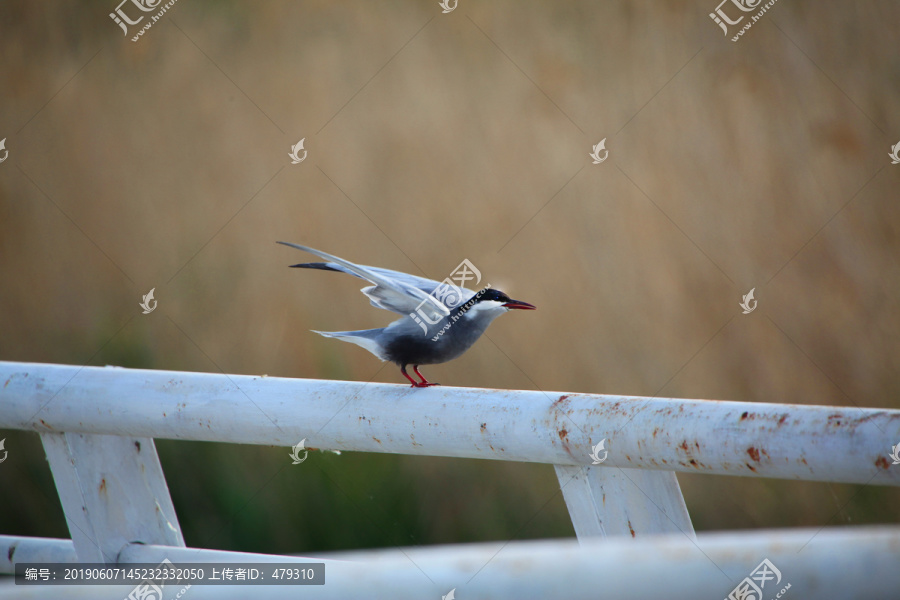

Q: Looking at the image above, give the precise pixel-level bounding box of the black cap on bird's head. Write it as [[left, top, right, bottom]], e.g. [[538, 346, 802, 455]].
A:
[[475, 288, 536, 310]]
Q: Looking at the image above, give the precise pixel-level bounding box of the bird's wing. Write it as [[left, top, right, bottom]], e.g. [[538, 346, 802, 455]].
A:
[[357, 266, 477, 314], [278, 242, 466, 318]]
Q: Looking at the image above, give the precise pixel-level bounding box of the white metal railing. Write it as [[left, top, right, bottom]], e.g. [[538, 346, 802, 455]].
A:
[[1, 361, 899, 599]]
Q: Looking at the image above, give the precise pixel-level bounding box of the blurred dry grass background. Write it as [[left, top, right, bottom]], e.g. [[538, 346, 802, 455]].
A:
[[1, 0, 899, 555]]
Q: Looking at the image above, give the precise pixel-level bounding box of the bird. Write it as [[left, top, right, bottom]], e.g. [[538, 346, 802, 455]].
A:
[[277, 242, 536, 387]]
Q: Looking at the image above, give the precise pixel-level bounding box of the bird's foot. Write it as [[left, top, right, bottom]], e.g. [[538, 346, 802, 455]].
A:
[[410, 366, 440, 387], [410, 381, 441, 388]]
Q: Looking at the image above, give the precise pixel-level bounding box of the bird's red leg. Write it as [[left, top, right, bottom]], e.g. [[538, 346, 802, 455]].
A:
[[413, 365, 440, 387], [401, 365, 423, 387]]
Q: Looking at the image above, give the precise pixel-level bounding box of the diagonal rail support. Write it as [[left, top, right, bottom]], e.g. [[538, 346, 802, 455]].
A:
[[555, 465, 694, 539], [40, 432, 184, 563]]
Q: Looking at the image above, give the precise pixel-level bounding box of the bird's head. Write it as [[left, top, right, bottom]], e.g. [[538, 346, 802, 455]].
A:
[[474, 288, 536, 311]]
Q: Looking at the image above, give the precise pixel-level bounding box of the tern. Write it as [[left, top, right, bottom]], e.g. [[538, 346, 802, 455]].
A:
[[278, 242, 536, 387]]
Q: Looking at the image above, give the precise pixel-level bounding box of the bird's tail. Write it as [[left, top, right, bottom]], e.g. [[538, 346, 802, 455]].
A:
[[312, 329, 388, 361]]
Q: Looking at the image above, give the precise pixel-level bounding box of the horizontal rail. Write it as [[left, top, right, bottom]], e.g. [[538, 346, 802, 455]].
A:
[[0, 535, 332, 573], [1, 362, 898, 485], [2, 527, 900, 599]]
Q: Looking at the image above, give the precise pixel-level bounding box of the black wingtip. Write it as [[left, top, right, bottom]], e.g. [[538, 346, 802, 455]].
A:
[[290, 262, 339, 271]]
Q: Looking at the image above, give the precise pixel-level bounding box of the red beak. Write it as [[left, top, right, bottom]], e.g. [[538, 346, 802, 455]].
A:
[[502, 299, 537, 310]]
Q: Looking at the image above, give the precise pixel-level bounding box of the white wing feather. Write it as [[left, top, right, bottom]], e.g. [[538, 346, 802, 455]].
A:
[[278, 242, 458, 319]]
